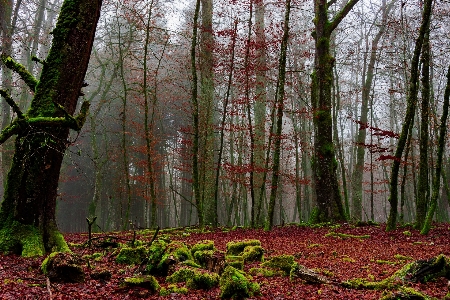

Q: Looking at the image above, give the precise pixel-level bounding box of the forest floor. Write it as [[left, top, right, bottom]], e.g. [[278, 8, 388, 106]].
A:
[[0, 223, 449, 299]]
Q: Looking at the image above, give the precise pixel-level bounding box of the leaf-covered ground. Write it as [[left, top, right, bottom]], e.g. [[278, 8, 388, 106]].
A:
[[1, 223, 449, 299]]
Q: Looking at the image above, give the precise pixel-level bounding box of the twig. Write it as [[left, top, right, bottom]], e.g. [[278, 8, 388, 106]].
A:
[[46, 277, 53, 300]]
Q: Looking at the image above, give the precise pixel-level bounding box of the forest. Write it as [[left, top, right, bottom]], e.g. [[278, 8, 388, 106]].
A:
[[1, 0, 450, 298], [0, 0, 449, 233]]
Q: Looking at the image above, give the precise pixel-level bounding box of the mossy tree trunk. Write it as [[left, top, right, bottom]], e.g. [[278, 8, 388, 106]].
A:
[[386, 0, 433, 231], [416, 31, 431, 230], [310, 0, 358, 223], [0, 0, 102, 256], [199, 0, 216, 227], [266, 0, 290, 231], [421, 66, 450, 235]]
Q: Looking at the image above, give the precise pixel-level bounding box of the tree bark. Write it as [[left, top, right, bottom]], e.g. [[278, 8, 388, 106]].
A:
[[310, 0, 359, 222], [0, 0, 102, 256]]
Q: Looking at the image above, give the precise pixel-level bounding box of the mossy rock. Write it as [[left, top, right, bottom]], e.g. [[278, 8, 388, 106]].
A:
[[186, 270, 219, 290], [191, 240, 215, 256], [155, 241, 193, 276], [166, 266, 219, 290], [145, 239, 167, 274], [180, 259, 202, 268], [219, 266, 260, 299], [116, 245, 147, 265], [160, 284, 188, 296], [122, 275, 160, 293], [226, 255, 244, 270], [261, 254, 295, 276], [226, 240, 261, 256], [41, 252, 84, 283], [194, 249, 215, 267], [242, 245, 264, 262]]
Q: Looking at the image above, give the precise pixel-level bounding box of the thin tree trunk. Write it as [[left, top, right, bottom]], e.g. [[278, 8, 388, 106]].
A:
[[386, 0, 433, 231], [267, 0, 290, 231], [421, 66, 450, 235]]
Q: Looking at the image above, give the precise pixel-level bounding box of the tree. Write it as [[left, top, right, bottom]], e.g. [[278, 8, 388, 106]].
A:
[[386, 0, 433, 231], [0, 0, 103, 256], [310, 0, 359, 222]]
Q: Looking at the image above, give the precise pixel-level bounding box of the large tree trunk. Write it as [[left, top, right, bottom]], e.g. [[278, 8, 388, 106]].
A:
[[0, 0, 102, 256], [310, 0, 358, 223]]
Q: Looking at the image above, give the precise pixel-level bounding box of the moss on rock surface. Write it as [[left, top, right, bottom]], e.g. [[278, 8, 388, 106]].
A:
[[242, 245, 264, 262], [191, 240, 215, 256], [122, 275, 160, 293], [261, 254, 295, 276], [226, 240, 261, 256], [166, 266, 218, 290], [219, 266, 260, 299], [116, 246, 147, 265], [41, 252, 84, 283]]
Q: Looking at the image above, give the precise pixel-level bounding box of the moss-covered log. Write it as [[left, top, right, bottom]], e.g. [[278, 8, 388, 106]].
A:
[[0, 0, 103, 256]]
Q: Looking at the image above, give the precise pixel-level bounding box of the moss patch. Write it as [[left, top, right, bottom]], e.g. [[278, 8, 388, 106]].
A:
[[242, 245, 264, 262], [219, 266, 260, 299], [261, 254, 295, 275], [226, 240, 261, 256], [122, 275, 160, 293], [116, 246, 147, 265]]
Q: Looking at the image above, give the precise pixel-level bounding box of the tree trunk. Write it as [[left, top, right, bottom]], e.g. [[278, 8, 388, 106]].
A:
[[351, 0, 393, 221], [386, 0, 433, 231], [416, 31, 431, 230], [421, 66, 450, 235], [311, 0, 358, 223], [0, 0, 102, 256], [266, 0, 290, 231]]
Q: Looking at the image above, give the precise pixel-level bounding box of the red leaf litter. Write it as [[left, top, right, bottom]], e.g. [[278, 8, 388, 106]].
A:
[[1, 223, 450, 299]]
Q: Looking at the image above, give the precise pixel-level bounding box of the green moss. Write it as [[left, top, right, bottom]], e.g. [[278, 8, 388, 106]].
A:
[[226, 240, 261, 256], [403, 230, 412, 236], [0, 222, 47, 257], [116, 246, 147, 265], [324, 232, 370, 239], [83, 252, 103, 261], [156, 241, 193, 275], [376, 260, 397, 265], [122, 275, 160, 293], [191, 240, 214, 256], [166, 267, 218, 290], [41, 251, 59, 274], [166, 267, 195, 283], [394, 254, 413, 261], [180, 259, 202, 268], [226, 255, 244, 270], [242, 245, 264, 262], [219, 266, 260, 299], [342, 256, 356, 263], [379, 287, 430, 300], [160, 284, 188, 296], [186, 270, 219, 290], [261, 255, 295, 275], [193, 249, 215, 267], [145, 239, 167, 274]]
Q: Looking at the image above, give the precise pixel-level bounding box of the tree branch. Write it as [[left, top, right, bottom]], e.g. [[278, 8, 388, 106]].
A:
[[0, 54, 38, 92], [329, 0, 360, 33], [0, 89, 24, 119], [0, 122, 21, 144], [327, 0, 338, 7]]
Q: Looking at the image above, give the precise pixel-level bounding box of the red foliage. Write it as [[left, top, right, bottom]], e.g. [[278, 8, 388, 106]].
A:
[[1, 224, 449, 299]]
